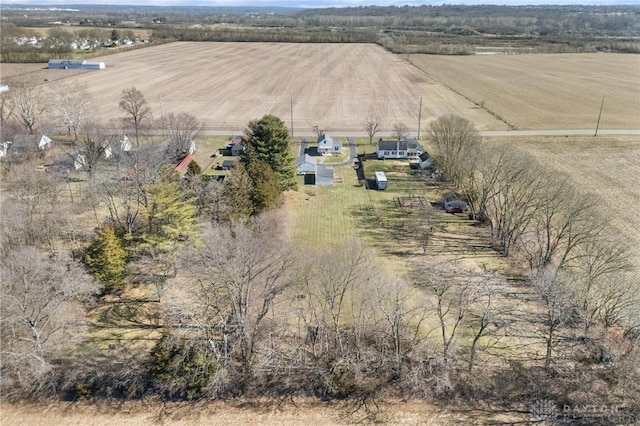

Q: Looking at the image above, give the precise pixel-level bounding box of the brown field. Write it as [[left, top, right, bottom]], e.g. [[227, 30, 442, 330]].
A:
[[501, 135, 640, 273], [2, 44, 638, 133], [1, 45, 638, 134], [0, 42, 507, 133], [409, 53, 640, 131]]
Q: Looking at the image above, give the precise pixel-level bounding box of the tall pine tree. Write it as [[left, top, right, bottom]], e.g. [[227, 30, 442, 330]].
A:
[[243, 115, 297, 192], [142, 167, 199, 252], [85, 226, 128, 292]]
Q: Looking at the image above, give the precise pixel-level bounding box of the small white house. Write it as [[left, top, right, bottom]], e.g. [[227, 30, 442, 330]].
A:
[[377, 138, 424, 160], [317, 134, 342, 155], [120, 136, 132, 152], [0, 142, 9, 159]]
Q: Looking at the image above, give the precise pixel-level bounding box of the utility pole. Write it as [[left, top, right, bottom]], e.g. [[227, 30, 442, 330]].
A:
[[594, 95, 605, 137], [417, 96, 423, 140], [290, 97, 294, 137]]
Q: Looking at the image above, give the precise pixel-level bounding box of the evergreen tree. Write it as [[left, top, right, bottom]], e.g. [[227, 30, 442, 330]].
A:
[[142, 167, 199, 252], [85, 226, 128, 292], [245, 160, 281, 214], [186, 160, 202, 177], [221, 162, 255, 222], [243, 115, 297, 191]]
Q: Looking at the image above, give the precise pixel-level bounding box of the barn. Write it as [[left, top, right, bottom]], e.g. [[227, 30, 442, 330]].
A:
[[48, 59, 106, 70]]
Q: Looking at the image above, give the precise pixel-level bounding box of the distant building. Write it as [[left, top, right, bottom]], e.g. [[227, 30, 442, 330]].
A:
[[48, 59, 105, 70]]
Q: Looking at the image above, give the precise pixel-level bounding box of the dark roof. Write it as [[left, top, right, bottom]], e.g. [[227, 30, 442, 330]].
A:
[[221, 159, 237, 169], [406, 138, 424, 151], [8, 134, 40, 149], [377, 140, 407, 151]]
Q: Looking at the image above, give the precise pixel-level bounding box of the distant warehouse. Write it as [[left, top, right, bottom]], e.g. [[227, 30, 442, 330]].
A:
[[48, 59, 105, 70]]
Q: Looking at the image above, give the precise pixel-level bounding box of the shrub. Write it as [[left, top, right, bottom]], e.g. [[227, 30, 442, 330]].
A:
[[149, 332, 218, 400]]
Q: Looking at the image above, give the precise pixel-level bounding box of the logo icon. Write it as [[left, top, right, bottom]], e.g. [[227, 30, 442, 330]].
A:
[[529, 399, 559, 421]]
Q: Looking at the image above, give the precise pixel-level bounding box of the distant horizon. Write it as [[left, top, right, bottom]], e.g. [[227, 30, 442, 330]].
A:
[[1, 0, 638, 9]]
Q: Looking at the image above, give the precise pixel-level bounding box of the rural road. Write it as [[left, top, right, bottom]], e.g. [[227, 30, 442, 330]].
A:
[[201, 129, 640, 138]]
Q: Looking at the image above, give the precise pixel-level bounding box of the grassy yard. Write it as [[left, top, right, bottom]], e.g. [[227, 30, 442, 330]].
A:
[[289, 158, 437, 249]]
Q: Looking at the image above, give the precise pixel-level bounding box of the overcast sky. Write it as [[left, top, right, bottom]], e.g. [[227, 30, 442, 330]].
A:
[[1, 0, 633, 7]]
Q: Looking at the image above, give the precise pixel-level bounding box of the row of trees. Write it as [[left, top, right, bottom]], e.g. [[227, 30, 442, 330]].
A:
[[428, 114, 639, 368]]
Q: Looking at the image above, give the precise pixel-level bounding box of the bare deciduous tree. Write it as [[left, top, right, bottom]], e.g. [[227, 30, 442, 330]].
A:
[[530, 268, 576, 368], [0, 247, 98, 395], [373, 280, 430, 380], [1, 89, 16, 131], [392, 122, 409, 141], [518, 175, 602, 273], [485, 147, 547, 256], [299, 240, 377, 359], [10, 78, 48, 135], [427, 114, 481, 186], [177, 212, 297, 385], [51, 82, 92, 142], [312, 124, 325, 138], [364, 118, 381, 144], [160, 112, 200, 161], [413, 262, 478, 368], [1, 168, 69, 255], [119, 87, 151, 148]]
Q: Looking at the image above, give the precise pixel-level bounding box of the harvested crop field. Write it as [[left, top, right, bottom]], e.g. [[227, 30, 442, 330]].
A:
[[409, 53, 640, 131], [490, 135, 640, 274], [0, 42, 506, 133]]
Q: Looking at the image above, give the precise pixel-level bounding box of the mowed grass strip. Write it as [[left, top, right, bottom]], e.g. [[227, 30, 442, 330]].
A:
[[289, 167, 369, 247]]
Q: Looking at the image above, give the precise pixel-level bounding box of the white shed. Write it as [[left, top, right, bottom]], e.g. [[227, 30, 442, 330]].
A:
[[374, 171, 387, 190]]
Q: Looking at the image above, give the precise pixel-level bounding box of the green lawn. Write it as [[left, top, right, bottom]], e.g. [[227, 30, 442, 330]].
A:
[[288, 159, 439, 249]]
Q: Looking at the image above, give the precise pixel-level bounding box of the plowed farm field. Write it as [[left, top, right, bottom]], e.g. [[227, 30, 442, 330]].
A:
[[1, 42, 508, 133], [409, 53, 640, 131], [2, 45, 638, 133]]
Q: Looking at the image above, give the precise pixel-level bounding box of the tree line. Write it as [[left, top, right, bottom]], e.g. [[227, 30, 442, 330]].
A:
[[2, 4, 638, 63], [428, 115, 639, 366]]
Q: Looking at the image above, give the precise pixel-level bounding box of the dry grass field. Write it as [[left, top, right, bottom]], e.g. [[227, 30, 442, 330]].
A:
[[499, 135, 640, 274], [409, 53, 640, 131]]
